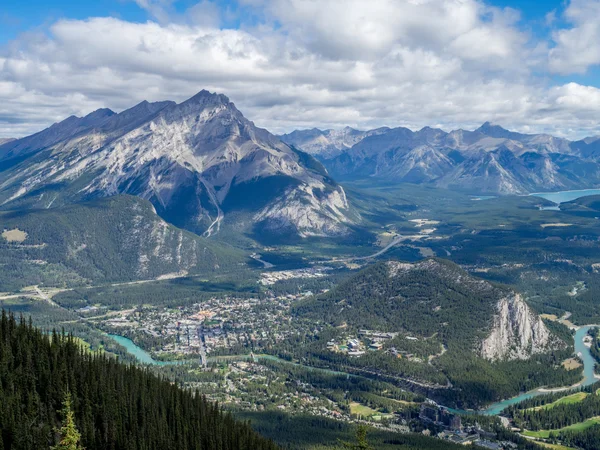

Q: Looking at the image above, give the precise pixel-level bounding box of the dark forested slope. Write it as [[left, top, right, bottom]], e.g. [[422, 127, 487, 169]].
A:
[[0, 195, 247, 290], [291, 259, 578, 407], [0, 311, 277, 450]]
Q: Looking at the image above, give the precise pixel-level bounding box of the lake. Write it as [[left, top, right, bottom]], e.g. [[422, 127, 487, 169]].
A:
[[530, 189, 600, 205]]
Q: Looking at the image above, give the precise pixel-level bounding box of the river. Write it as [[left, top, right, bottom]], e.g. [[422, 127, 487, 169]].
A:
[[109, 325, 599, 416], [108, 334, 334, 369], [450, 325, 599, 415]]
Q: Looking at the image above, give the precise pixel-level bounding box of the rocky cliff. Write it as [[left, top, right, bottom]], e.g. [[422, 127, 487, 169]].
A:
[[481, 293, 561, 361]]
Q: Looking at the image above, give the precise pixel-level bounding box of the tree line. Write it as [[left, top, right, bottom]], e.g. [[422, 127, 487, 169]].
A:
[[0, 310, 278, 450]]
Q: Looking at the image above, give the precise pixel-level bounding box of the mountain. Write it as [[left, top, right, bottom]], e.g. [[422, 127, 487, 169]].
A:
[[288, 122, 599, 194], [293, 258, 576, 407], [0, 138, 15, 146], [0, 310, 278, 450], [0, 91, 351, 238], [279, 127, 389, 160], [0, 195, 246, 291], [296, 258, 559, 360]]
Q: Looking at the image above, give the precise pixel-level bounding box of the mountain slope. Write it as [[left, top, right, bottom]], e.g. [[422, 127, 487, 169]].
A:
[[279, 127, 389, 160], [288, 122, 600, 194], [291, 258, 576, 408], [0, 311, 278, 450], [0, 91, 351, 238], [0, 195, 247, 290], [296, 258, 560, 360]]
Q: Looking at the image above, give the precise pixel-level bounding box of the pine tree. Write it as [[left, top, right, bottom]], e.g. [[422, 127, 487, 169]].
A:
[[52, 393, 84, 450], [340, 425, 373, 450]]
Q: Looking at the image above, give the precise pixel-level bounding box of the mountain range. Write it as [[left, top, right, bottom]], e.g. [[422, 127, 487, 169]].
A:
[[5, 89, 600, 249], [282, 123, 600, 194], [0, 91, 351, 239]]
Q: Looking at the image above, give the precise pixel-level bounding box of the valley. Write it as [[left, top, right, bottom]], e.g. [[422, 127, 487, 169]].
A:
[[3, 182, 600, 449], [4, 94, 600, 450]]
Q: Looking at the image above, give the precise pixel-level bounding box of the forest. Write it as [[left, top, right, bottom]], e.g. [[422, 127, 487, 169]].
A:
[[507, 382, 600, 431], [0, 310, 278, 450], [289, 259, 580, 408]]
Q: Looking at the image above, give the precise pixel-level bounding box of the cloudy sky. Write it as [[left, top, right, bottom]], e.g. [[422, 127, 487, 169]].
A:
[[2, 0, 600, 138]]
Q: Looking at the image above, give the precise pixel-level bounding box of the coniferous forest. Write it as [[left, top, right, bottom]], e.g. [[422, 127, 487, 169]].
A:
[[0, 311, 278, 450]]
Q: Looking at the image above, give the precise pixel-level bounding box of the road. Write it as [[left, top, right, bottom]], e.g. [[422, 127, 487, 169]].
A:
[[250, 253, 274, 268], [0, 286, 59, 307], [332, 236, 404, 263], [197, 327, 207, 367], [34, 286, 59, 307]]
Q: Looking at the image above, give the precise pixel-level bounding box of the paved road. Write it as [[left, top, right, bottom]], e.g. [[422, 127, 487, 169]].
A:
[[333, 236, 404, 263]]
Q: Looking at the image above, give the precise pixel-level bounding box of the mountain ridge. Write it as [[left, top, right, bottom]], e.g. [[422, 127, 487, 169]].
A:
[[0, 90, 352, 238], [285, 123, 597, 194]]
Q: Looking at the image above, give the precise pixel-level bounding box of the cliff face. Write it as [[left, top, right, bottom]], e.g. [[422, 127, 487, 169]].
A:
[[481, 294, 561, 361], [0, 91, 352, 238]]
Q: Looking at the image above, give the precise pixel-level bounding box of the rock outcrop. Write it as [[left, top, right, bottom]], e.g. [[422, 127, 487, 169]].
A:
[[481, 294, 561, 361]]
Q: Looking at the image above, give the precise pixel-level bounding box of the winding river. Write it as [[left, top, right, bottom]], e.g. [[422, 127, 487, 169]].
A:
[[450, 325, 600, 415], [109, 325, 599, 416]]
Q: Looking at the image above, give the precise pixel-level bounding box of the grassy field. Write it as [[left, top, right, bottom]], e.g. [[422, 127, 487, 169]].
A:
[[1, 228, 28, 242], [561, 358, 582, 371], [529, 392, 589, 411], [537, 443, 579, 450], [349, 402, 378, 417], [522, 416, 600, 439]]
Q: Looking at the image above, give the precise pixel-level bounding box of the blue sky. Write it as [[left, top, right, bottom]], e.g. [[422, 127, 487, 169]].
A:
[[0, 0, 566, 42], [2, 0, 600, 138]]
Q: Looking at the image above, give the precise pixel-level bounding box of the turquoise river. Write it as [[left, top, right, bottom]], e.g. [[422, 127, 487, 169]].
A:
[[109, 326, 599, 416]]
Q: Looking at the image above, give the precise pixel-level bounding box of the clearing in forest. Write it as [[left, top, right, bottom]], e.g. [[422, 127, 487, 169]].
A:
[[2, 228, 28, 242]]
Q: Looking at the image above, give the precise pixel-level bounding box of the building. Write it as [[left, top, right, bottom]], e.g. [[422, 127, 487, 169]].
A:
[[419, 403, 461, 431], [348, 339, 360, 349], [477, 441, 501, 450], [369, 341, 383, 350], [419, 404, 439, 422]]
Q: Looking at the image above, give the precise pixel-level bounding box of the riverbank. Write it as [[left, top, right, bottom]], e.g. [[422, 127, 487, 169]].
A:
[[109, 321, 600, 417]]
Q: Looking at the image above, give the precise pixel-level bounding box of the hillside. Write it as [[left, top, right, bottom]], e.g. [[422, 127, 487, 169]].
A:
[[560, 195, 600, 214], [0, 91, 351, 238], [295, 259, 558, 358], [290, 259, 577, 407], [0, 310, 278, 450], [0, 195, 247, 290]]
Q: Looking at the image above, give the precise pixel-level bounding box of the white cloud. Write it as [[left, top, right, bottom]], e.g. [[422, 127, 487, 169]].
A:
[[1, 0, 600, 139], [549, 0, 600, 74]]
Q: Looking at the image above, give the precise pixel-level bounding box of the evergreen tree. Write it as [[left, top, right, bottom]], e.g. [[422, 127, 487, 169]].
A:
[[52, 394, 84, 450], [0, 310, 278, 450], [340, 425, 373, 450]]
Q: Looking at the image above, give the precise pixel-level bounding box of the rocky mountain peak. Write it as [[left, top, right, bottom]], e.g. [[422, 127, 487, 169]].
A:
[[475, 121, 525, 140], [0, 138, 15, 146], [0, 90, 352, 239], [184, 89, 232, 108]]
